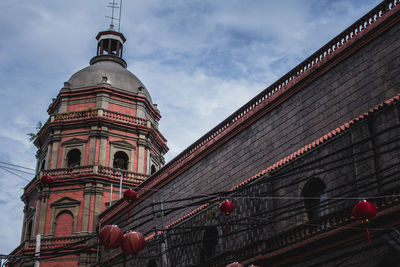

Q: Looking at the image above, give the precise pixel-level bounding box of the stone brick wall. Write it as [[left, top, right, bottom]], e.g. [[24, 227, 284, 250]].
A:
[[124, 101, 400, 266], [112, 6, 400, 238]]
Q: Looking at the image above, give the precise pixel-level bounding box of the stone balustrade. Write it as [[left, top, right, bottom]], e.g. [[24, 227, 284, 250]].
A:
[[51, 108, 150, 127], [43, 165, 148, 185], [97, 166, 148, 184]]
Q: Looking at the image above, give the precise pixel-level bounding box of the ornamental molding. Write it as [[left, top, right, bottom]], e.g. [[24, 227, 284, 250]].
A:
[[61, 138, 87, 146], [110, 140, 136, 149], [50, 197, 81, 207]]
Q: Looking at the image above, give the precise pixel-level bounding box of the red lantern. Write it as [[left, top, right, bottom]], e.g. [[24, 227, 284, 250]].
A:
[[352, 201, 377, 222], [352, 200, 377, 243], [123, 189, 137, 202], [99, 225, 123, 249], [219, 200, 235, 236], [219, 200, 235, 215], [121, 231, 145, 254], [226, 262, 244, 267], [40, 174, 54, 186]]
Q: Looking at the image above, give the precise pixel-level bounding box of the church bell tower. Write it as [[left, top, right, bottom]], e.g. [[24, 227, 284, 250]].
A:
[[9, 27, 168, 266]]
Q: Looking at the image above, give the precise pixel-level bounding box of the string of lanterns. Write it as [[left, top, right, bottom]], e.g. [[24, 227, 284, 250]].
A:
[[99, 188, 144, 254], [99, 225, 145, 255], [39, 175, 380, 261]]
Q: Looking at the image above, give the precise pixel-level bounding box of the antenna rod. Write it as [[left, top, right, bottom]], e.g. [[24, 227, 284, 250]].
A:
[[111, 0, 115, 27], [107, 0, 119, 29], [118, 0, 123, 32]]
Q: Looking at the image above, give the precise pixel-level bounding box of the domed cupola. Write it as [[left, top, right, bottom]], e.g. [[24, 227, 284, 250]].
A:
[[41, 27, 168, 179], [92, 29, 127, 67]]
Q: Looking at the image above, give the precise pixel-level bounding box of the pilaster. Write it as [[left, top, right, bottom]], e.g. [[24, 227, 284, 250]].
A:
[[81, 183, 92, 233], [96, 92, 110, 109], [38, 188, 50, 235], [88, 126, 98, 165], [137, 134, 149, 174], [92, 183, 104, 231], [49, 130, 61, 169], [60, 97, 68, 113], [98, 126, 109, 165]]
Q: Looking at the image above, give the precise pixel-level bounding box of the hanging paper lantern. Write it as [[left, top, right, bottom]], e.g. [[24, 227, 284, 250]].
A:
[[352, 200, 377, 243], [123, 189, 137, 202], [219, 199, 235, 236], [219, 199, 235, 215], [40, 174, 54, 186], [121, 231, 145, 254], [99, 225, 123, 249], [226, 262, 244, 267], [352, 200, 377, 222]]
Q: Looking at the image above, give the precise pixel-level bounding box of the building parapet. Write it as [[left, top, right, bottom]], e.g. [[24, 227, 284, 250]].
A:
[[22, 166, 149, 200]]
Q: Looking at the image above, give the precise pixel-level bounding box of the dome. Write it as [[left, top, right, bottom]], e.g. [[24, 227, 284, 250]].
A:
[[66, 55, 152, 103]]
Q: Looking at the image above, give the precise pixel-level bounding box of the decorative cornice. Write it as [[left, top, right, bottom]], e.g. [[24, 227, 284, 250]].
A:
[[61, 138, 87, 146], [110, 140, 136, 149], [50, 197, 81, 207]]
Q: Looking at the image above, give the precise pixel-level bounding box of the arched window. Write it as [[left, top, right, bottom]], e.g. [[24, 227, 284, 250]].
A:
[[147, 259, 157, 267], [302, 178, 328, 220], [201, 226, 218, 260], [67, 149, 81, 168], [151, 164, 156, 175], [54, 211, 73, 237], [113, 151, 129, 170], [26, 220, 33, 240]]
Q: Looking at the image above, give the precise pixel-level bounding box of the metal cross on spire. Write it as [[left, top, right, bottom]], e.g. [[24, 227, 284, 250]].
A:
[[106, 0, 123, 32]]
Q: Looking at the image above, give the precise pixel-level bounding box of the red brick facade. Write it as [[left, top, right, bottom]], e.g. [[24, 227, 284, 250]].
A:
[[8, 30, 168, 267]]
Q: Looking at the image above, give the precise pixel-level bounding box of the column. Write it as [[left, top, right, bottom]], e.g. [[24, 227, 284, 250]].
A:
[[81, 183, 92, 233]]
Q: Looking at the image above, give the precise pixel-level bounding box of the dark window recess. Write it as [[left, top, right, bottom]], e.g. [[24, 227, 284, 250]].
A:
[[113, 151, 129, 170], [200, 226, 219, 262], [40, 159, 46, 171], [147, 259, 157, 267], [26, 220, 33, 240], [302, 178, 328, 220], [67, 149, 81, 168], [151, 164, 156, 175]]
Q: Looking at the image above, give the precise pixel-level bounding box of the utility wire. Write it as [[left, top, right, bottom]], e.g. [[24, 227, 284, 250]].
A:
[[0, 165, 35, 175], [0, 166, 30, 182], [0, 161, 35, 171]]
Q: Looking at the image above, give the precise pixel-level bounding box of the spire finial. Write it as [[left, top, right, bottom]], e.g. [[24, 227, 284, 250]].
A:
[[106, 0, 123, 32]]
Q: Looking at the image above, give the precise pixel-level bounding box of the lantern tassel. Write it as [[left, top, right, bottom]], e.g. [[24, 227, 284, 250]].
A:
[[225, 220, 229, 235], [366, 228, 371, 243]]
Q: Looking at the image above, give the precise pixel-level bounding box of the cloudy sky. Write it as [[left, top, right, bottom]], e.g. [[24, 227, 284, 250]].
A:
[[0, 0, 381, 254]]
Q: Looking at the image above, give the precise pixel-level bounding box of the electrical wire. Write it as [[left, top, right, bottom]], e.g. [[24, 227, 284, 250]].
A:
[[0, 166, 30, 182], [5, 121, 400, 265], [0, 161, 35, 171]]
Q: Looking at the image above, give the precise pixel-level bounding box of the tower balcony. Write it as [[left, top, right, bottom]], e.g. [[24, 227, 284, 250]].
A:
[[50, 108, 150, 128], [23, 166, 149, 199], [43, 165, 149, 185]]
